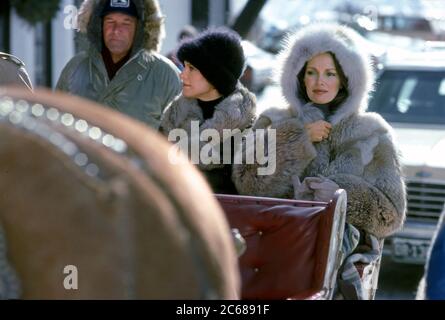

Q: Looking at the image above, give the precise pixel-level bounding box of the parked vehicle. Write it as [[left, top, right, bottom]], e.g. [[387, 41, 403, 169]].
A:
[[368, 52, 445, 265], [336, 0, 445, 41], [241, 40, 276, 93]]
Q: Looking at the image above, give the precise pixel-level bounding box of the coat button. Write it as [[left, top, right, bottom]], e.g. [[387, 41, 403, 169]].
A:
[[137, 75, 143, 81]]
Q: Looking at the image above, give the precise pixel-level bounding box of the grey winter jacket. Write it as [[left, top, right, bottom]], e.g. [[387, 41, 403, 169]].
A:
[[160, 85, 256, 192], [233, 24, 406, 238], [56, 0, 181, 129]]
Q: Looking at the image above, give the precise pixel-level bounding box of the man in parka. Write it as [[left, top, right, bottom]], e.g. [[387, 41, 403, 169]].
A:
[[56, 0, 181, 129], [0, 52, 33, 90]]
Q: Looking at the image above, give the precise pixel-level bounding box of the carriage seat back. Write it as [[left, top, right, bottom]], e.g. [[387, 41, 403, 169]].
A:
[[216, 191, 347, 300]]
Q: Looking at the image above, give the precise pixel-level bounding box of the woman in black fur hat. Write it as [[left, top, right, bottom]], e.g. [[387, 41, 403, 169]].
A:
[[160, 28, 256, 194]]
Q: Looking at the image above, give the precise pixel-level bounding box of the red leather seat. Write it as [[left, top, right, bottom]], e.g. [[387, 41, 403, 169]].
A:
[[216, 191, 347, 300]]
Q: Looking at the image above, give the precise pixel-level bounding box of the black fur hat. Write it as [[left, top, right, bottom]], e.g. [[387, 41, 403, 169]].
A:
[[177, 27, 245, 96]]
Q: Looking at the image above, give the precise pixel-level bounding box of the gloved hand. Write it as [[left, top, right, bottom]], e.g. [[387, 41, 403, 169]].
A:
[[304, 176, 339, 202], [292, 176, 315, 200], [293, 176, 339, 202]]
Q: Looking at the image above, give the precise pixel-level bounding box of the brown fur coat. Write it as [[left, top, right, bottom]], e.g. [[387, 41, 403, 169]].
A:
[[233, 24, 406, 238]]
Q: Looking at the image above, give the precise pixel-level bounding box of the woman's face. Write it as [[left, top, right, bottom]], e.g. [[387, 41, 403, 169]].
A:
[[304, 53, 341, 105], [180, 61, 221, 101]]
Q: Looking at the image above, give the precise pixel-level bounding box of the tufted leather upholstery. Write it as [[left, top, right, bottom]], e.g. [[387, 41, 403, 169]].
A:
[[0, 88, 240, 299], [216, 192, 347, 300]]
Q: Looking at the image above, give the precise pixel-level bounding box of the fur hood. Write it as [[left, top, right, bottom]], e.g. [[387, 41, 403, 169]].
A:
[[77, 0, 164, 53], [277, 23, 375, 125]]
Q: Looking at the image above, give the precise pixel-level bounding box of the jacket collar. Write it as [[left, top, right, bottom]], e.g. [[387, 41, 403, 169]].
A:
[[169, 85, 256, 127], [89, 49, 153, 98]]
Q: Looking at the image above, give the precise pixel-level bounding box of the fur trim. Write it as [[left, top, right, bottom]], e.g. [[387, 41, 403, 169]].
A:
[[77, 0, 95, 33], [78, 0, 164, 53], [255, 107, 292, 127], [161, 85, 255, 132], [232, 118, 317, 198], [160, 85, 256, 170], [331, 174, 405, 238], [236, 108, 406, 237], [276, 23, 375, 125]]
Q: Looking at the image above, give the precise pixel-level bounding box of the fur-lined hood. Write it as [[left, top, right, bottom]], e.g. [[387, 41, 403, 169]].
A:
[[77, 0, 164, 53], [277, 23, 375, 125]]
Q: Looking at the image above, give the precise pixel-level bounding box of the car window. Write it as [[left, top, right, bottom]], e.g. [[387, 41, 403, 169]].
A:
[[369, 69, 445, 124]]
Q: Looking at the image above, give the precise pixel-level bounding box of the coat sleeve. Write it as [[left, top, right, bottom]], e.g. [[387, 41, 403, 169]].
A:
[[55, 55, 85, 93], [55, 66, 69, 92], [426, 212, 445, 299], [158, 65, 181, 112], [55, 52, 92, 94], [159, 100, 178, 134], [327, 133, 406, 238], [232, 116, 317, 197], [189, 89, 256, 171], [197, 88, 255, 134]]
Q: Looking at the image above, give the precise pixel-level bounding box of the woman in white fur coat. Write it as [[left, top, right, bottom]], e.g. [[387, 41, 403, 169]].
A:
[[160, 28, 256, 194], [233, 24, 406, 238]]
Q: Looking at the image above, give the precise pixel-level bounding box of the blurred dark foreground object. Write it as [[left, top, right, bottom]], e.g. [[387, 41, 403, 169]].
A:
[[0, 87, 239, 299]]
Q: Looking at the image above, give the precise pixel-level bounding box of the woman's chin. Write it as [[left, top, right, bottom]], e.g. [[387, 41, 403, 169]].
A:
[[311, 98, 333, 105]]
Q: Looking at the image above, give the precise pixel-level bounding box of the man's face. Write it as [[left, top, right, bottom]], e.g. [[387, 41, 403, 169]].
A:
[[103, 12, 137, 61]]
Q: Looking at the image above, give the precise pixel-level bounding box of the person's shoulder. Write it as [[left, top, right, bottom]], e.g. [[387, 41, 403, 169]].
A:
[[58, 52, 90, 79], [141, 50, 180, 73], [347, 112, 394, 139], [258, 106, 294, 125], [356, 111, 392, 130], [64, 51, 89, 67]]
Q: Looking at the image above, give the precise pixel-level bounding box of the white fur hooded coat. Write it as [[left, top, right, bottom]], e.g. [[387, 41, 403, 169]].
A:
[[232, 24, 406, 238]]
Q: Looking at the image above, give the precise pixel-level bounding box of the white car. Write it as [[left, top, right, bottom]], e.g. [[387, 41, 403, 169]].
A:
[[241, 40, 276, 93], [368, 52, 445, 265]]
